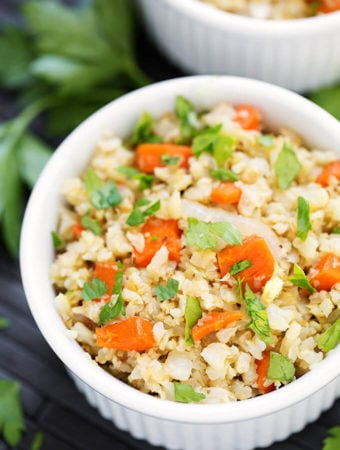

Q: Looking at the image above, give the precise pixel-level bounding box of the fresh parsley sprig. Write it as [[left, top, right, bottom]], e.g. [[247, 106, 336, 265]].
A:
[[267, 351, 295, 383], [0, 380, 25, 447], [0, 0, 150, 256]]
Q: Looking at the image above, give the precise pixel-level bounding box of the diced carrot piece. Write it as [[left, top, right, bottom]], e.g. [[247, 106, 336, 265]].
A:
[[72, 219, 86, 238], [256, 351, 275, 393], [134, 218, 181, 268], [210, 182, 242, 205], [217, 235, 275, 292], [135, 143, 192, 174], [318, 0, 340, 13], [233, 105, 261, 130], [316, 161, 340, 187], [93, 262, 118, 302], [96, 317, 155, 352], [310, 254, 340, 291], [191, 311, 244, 341]]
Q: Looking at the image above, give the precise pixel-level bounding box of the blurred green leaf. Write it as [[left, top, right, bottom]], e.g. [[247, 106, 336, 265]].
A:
[[0, 26, 34, 88], [17, 133, 52, 188], [309, 85, 340, 120]]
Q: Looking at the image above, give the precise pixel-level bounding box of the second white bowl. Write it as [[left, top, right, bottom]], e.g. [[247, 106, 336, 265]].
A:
[[138, 0, 340, 92]]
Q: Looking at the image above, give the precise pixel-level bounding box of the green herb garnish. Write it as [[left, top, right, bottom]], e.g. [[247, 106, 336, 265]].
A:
[[332, 226, 340, 234], [323, 426, 340, 450], [51, 231, 62, 249], [161, 154, 180, 166], [130, 112, 161, 145], [210, 168, 239, 182], [30, 431, 44, 450], [267, 351, 295, 383], [82, 277, 108, 302], [155, 279, 179, 301], [230, 259, 252, 276], [317, 318, 340, 353], [184, 296, 202, 346], [0, 380, 25, 446], [274, 142, 301, 190], [192, 125, 235, 167], [174, 382, 205, 403], [242, 282, 273, 345], [99, 262, 126, 325], [0, 317, 10, 330], [186, 218, 242, 250], [287, 264, 316, 293], [257, 134, 275, 147], [117, 166, 154, 190], [84, 168, 122, 209], [297, 196, 312, 241], [310, 85, 340, 121], [80, 211, 102, 235], [175, 96, 199, 141], [126, 199, 161, 226]]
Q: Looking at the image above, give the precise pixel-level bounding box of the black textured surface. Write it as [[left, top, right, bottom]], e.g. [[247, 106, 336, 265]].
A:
[[0, 1, 339, 449]]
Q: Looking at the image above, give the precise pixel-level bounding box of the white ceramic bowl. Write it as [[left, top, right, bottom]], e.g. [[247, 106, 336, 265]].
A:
[[137, 0, 340, 93], [21, 76, 340, 450]]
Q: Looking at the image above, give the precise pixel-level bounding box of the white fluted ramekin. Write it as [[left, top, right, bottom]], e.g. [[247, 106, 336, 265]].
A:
[[138, 0, 340, 93], [21, 76, 340, 450]]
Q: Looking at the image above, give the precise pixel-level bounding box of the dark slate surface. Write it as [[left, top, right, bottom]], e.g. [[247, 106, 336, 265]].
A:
[[0, 1, 339, 449]]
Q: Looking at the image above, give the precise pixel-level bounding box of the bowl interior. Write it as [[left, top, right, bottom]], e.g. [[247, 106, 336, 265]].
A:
[[20, 75, 340, 423]]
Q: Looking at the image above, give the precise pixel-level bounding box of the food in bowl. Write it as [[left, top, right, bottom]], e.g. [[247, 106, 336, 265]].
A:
[[50, 95, 340, 404], [200, 0, 340, 19]]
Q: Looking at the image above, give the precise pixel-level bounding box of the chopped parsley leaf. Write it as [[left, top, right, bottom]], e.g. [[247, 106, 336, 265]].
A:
[[186, 218, 242, 250], [126, 200, 161, 226], [267, 351, 295, 383], [80, 211, 102, 236], [274, 142, 301, 190], [84, 168, 122, 209], [155, 279, 179, 301], [82, 277, 108, 302], [174, 382, 205, 403], [230, 259, 252, 276], [297, 196, 312, 241], [317, 318, 340, 353], [0, 380, 25, 446], [287, 264, 316, 293], [184, 296, 202, 346], [210, 168, 239, 182]]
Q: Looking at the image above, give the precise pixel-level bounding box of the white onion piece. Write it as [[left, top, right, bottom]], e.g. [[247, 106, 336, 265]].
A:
[[181, 199, 283, 259]]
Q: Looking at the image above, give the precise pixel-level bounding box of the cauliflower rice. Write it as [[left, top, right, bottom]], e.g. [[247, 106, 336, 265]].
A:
[[51, 97, 340, 404], [200, 0, 339, 19]]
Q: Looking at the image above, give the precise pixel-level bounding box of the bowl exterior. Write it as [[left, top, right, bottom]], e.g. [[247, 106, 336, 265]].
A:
[[138, 0, 340, 92], [69, 368, 340, 450], [20, 76, 340, 450]]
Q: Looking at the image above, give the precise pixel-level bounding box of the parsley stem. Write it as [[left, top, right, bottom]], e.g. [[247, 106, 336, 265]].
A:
[[123, 59, 151, 87]]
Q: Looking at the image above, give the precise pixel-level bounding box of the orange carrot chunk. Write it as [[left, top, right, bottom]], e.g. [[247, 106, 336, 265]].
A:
[[96, 317, 155, 352], [310, 253, 340, 291], [256, 351, 275, 393], [134, 218, 181, 268], [135, 143, 192, 174], [93, 262, 118, 302], [316, 161, 340, 187], [318, 0, 340, 13], [191, 311, 244, 341], [72, 219, 86, 238], [210, 182, 242, 205], [233, 105, 261, 130], [217, 235, 275, 292]]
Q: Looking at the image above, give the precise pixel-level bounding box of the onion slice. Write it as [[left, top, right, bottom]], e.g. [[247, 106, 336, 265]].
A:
[[182, 199, 283, 259]]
